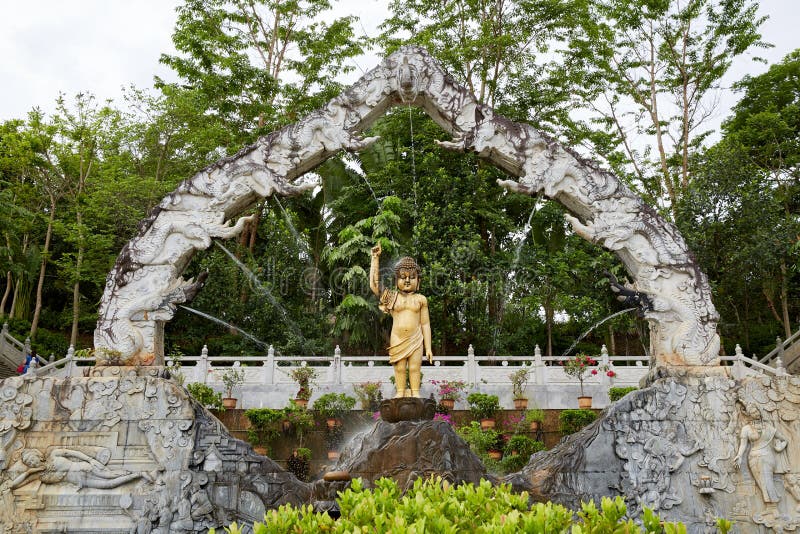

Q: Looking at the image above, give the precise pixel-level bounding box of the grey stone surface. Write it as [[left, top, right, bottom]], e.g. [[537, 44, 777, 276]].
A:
[[0, 369, 310, 533], [333, 419, 492, 491], [505, 369, 800, 533]]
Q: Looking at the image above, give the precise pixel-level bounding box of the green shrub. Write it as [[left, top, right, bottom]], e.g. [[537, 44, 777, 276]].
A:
[[186, 383, 224, 410], [209, 477, 723, 533], [466, 393, 500, 420], [608, 386, 638, 402], [504, 435, 545, 458], [244, 408, 285, 447], [312, 392, 356, 419], [558, 409, 597, 435], [457, 421, 500, 456]]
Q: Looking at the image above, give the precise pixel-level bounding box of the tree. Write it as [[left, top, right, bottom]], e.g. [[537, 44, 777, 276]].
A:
[[685, 51, 800, 344], [546, 0, 767, 218]]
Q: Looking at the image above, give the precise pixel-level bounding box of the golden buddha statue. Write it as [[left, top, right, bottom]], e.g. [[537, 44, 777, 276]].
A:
[[370, 243, 433, 398]]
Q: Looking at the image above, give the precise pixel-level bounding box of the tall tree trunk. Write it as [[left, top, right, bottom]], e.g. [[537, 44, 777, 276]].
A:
[[545, 298, 554, 357], [69, 210, 84, 348], [780, 261, 792, 339], [608, 324, 616, 355], [9, 279, 20, 319], [30, 195, 56, 338], [0, 271, 10, 317]]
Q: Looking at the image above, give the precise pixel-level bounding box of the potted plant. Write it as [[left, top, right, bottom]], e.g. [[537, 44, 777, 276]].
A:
[[430, 379, 467, 410], [244, 408, 284, 456], [286, 447, 312, 482], [562, 353, 597, 408], [457, 421, 500, 460], [325, 424, 345, 461], [186, 382, 225, 411], [289, 365, 318, 408], [313, 392, 356, 429], [508, 368, 530, 409], [353, 381, 383, 411], [285, 402, 315, 448], [467, 393, 500, 429], [221, 366, 245, 409], [525, 407, 545, 433]]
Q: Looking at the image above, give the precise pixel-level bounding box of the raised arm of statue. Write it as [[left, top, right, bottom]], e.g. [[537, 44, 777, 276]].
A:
[[370, 243, 382, 297]]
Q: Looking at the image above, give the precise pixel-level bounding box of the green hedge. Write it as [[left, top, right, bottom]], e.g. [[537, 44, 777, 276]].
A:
[[608, 386, 638, 402], [558, 409, 597, 435], [210, 477, 732, 533]]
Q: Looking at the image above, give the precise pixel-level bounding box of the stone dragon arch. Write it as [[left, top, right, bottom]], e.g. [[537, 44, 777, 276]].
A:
[[95, 46, 720, 368]]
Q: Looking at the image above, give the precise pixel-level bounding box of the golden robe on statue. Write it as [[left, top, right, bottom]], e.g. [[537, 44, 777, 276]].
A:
[[387, 327, 423, 364], [379, 289, 424, 364]]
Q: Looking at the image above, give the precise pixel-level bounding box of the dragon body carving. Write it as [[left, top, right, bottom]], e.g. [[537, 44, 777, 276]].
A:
[[96, 46, 719, 367]]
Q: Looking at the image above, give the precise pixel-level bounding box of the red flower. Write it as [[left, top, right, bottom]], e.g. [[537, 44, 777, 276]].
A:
[[591, 369, 598, 375], [606, 370, 616, 377]]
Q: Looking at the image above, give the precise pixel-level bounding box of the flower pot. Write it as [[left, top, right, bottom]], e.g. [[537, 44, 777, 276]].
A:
[[326, 417, 340, 429], [513, 398, 528, 410], [440, 398, 455, 410], [222, 397, 238, 409], [488, 450, 502, 460], [294, 398, 309, 409], [253, 445, 268, 456], [480, 418, 496, 430], [327, 450, 340, 461], [529, 420, 541, 432], [577, 396, 593, 409]]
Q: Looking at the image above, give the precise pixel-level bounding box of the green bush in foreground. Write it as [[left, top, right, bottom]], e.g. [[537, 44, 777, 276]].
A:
[[210, 477, 732, 533]]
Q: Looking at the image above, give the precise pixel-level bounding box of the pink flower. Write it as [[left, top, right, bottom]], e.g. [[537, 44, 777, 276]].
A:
[[372, 411, 381, 421]]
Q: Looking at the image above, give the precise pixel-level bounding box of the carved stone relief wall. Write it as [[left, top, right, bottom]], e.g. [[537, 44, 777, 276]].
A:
[[509, 371, 800, 532], [0, 371, 310, 533], [95, 46, 719, 368]]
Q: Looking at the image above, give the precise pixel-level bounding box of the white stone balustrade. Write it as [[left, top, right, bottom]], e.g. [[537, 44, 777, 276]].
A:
[[52, 344, 784, 409]]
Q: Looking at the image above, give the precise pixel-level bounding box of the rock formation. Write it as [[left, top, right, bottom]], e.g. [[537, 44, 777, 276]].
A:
[[506, 370, 800, 532], [333, 419, 491, 491], [0, 369, 310, 532]]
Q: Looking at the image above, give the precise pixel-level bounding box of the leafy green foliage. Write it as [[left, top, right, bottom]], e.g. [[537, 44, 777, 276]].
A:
[[312, 392, 356, 419], [558, 409, 597, 435], [608, 386, 638, 402], [466, 393, 500, 420], [244, 408, 285, 446], [210, 477, 724, 533], [186, 382, 224, 410]]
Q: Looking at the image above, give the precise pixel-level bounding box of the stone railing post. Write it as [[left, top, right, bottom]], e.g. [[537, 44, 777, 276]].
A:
[[197, 345, 209, 383], [24, 337, 31, 359], [0, 323, 7, 360], [534, 345, 545, 385], [733, 344, 745, 378], [65, 345, 75, 376], [600, 344, 612, 386], [775, 337, 787, 375], [467, 344, 477, 385], [263, 345, 275, 385], [333, 345, 342, 385]]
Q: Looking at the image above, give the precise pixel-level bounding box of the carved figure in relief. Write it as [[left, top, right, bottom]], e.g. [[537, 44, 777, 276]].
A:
[[31, 447, 146, 490], [370, 242, 433, 398], [734, 405, 790, 503], [189, 479, 215, 523]]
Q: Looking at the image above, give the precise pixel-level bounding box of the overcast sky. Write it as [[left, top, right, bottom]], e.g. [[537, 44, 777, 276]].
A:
[[1, 0, 797, 132]]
